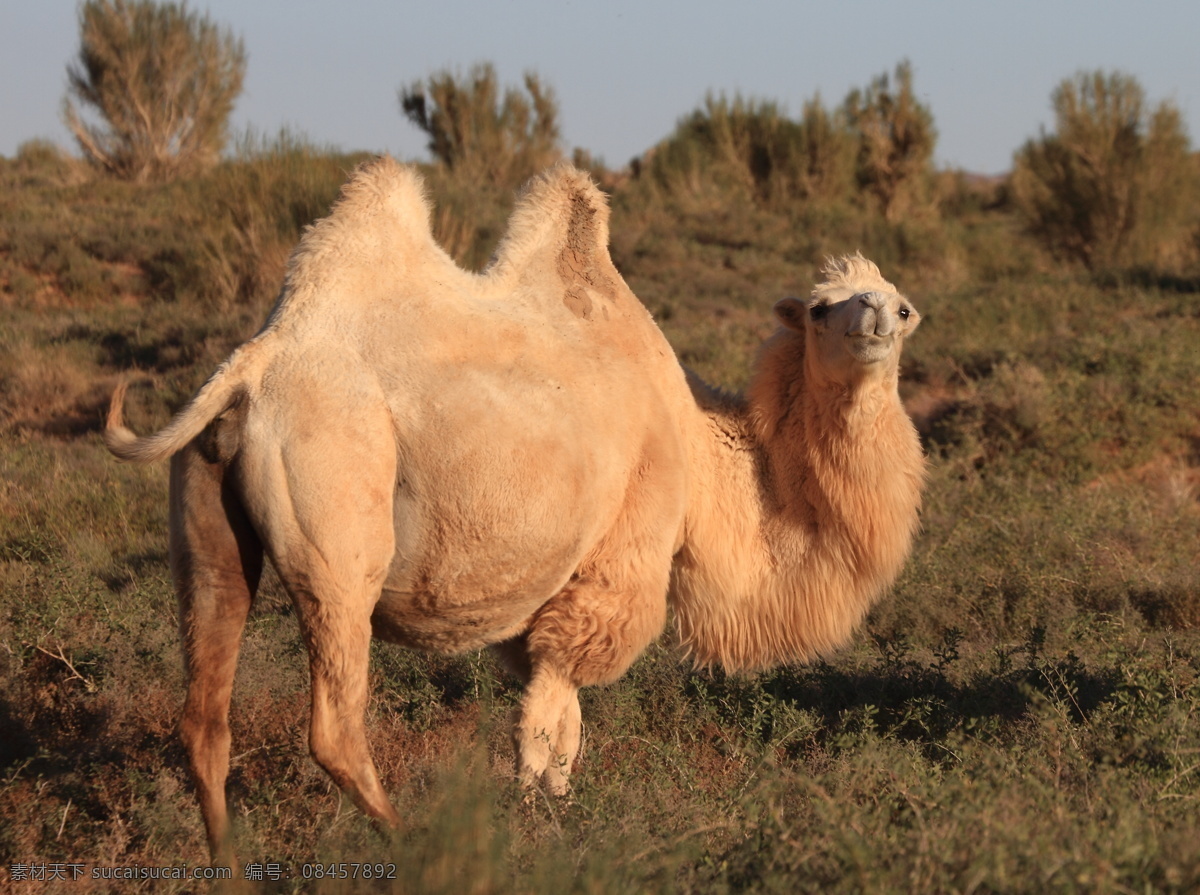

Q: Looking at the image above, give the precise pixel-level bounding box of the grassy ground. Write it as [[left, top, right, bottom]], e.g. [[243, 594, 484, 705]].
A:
[[2, 141, 1199, 892]]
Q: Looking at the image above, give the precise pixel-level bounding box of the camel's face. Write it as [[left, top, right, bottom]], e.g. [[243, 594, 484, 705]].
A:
[[774, 283, 920, 383]]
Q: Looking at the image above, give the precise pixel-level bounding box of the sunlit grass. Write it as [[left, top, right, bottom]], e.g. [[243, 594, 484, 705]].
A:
[[2, 139, 1199, 891]]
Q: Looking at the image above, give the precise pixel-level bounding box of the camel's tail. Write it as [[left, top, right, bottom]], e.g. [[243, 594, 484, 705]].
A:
[[105, 341, 264, 464]]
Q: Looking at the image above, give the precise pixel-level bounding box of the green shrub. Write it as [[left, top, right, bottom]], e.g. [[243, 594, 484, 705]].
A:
[[643, 94, 802, 202], [842, 60, 938, 221], [399, 62, 562, 192], [1010, 70, 1199, 271], [634, 93, 855, 209], [63, 0, 246, 182], [5, 140, 84, 189], [612, 63, 963, 296], [795, 95, 857, 204], [632, 63, 937, 224]]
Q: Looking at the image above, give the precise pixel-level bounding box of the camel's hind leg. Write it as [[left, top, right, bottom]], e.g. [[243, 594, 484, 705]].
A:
[[243, 392, 401, 830], [170, 443, 263, 860], [291, 586, 399, 829]]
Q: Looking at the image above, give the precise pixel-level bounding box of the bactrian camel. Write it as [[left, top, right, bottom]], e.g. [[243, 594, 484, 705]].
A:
[[105, 158, 925, 856]]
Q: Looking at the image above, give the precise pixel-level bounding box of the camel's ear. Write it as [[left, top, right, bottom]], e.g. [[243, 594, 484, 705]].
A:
[[773, 297, 808, 332]]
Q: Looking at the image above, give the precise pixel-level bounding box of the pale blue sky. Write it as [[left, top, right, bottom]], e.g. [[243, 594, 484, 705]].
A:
[[3, 1, 1198, 175]]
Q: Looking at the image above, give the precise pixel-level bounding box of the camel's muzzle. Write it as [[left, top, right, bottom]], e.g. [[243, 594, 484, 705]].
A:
[[846, 291, 897, 339]]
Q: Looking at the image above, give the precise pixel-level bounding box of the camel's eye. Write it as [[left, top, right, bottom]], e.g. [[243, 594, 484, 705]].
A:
[[809, 303, 829, 322], [898, 306, 911, 320]]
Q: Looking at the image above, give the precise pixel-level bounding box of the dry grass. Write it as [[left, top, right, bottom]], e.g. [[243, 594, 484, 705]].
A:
[[2, 129, 1200, 892]]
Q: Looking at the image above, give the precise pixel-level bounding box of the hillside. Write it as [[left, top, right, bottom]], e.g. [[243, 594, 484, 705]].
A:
[[2, 138, 1200, 891]]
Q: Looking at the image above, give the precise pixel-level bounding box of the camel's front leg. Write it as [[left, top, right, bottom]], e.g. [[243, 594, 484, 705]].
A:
[[513, 666, 582, 795], [515, 569, 670, 795], [494, 635, 581, 794], [510, 433, 683, 795]]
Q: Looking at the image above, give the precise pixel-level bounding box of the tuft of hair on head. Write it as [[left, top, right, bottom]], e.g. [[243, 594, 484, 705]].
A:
[[814, 252, 896, 300]]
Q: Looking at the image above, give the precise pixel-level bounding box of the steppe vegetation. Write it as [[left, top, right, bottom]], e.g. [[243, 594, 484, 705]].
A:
[[2, 7, 1200, 890], [63, 0, 246, 183]]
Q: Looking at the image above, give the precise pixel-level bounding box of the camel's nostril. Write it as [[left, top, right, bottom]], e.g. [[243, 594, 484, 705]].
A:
[[857, 291, 886, 311]]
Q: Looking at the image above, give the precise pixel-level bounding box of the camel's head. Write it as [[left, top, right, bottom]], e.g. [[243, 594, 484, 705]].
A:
[[773, 253, 919, 385]]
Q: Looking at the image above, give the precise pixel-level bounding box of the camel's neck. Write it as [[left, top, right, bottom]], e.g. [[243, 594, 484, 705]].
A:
[[672, 334, 925, 671]]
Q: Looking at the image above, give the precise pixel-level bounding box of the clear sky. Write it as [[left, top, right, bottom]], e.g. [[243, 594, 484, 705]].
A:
[[3, 1, 1198, 176]]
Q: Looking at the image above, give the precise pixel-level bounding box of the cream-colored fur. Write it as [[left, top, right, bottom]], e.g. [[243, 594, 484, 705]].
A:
[[105, 157, 924, 858], [672, 255, 925, 670]]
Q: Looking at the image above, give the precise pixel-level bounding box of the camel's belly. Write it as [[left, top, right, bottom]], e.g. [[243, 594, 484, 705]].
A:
[[372, 488, 586, 654], [370, 584, 547, 654], [371, 393, 621, 653], [368, 346, 680, 654]]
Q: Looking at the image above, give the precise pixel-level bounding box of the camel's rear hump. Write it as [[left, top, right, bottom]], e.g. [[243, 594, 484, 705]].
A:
[[275, 157, 457, 314], [482, 163, 628, 324]]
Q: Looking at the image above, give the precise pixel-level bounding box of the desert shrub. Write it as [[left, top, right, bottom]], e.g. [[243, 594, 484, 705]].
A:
[[0, 161, 191, 308], [3, 140, 85, 190], [63, 0, 246, 182], [1010, 70, 1198, 271], [641, 94, 802, 202], [399, 62, 562, 192], [842, 60, 938, 221], [795, 95, 858, 204], [613, 64, 964, 297], [398, 63, 562, 265], [192, 131, 366, 309], [633, 63, 936, 222], [635, 93, 855, 209]]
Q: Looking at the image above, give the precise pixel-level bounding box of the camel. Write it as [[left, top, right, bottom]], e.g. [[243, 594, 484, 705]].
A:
[[104, 157, 925, 857]]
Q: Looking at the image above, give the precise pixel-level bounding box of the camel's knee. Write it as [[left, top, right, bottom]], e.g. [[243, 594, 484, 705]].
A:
[[180, 709, 231, 766], [527, 580, 667, 687]]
